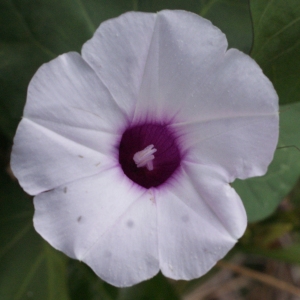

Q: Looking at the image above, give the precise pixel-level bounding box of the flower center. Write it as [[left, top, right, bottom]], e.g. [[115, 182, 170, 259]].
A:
[[119, 123, 181, 188], [133, 144, 157, 171]]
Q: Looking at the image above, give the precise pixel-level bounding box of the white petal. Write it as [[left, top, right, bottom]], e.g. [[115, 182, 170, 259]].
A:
[[82, 12, 157, 118], [33, 168, 159, 287], [171, 51, 279, 180], [174, 114, 278, 181], [24, 52, 127, 150], [11, 118, 115, 195], [132, 10, 228, 122], [11, 52, 128, 195], [156, 162, 246, 280], [171, 49, 279, 124]]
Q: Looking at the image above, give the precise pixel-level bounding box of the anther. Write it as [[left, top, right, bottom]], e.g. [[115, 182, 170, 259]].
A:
[[133, 144, 157, 171]]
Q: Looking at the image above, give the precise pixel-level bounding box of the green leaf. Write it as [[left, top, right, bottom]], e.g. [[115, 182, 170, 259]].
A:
[[250, 0, 300, 105], [240, 243, 300, 266], [0, 0, 132, 139], [0, 0, 252, 139], [200, 0, 252, 53], [135, 0, 253, 53], [0, 170, 70, 300], [67, 260, 118, 300], [117, 273, 180, 300], [232, 102, 300, 222]]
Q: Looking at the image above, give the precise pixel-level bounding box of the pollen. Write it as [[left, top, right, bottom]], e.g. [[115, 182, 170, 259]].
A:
[[133, 144, 157, 171], [119, 123, 181, 188]]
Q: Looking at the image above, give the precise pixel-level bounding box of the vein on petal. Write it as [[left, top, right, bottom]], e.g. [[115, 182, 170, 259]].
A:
[[170, 111, 278, 127], [167, 180, 236, 242], [178, 117, 276, 148], [150, 188, 162, 268], [80, 188, 149, 260], [40, 163, 117, 195], [80, 56, 130, 120], [180, 163, 237, 240], [27, 115, 121, 136], [23, 117, 114, 159], [132, 14, 158, 122]]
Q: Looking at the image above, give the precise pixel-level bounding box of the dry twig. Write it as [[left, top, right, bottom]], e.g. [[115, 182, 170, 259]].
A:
[[217, 260, 300, 298]]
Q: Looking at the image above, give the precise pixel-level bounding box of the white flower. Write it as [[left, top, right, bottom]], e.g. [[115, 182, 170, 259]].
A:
[[11, 10, 279, 287]]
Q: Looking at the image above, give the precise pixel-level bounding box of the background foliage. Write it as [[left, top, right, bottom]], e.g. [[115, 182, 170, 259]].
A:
[[0, 0, 300, 299]]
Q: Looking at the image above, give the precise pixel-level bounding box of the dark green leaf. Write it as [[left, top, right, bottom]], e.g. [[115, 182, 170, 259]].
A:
[[67, 260, 118, 300], [200, 0, 252, 53], [0, 0, 252, 139], [240, 244, 300, 266], [250, 0, 300, 104], [233, 102, 300, 222], [135, 0, 253, 53], [117, 273, 180, 300], [0, 0, 132, 140], [0, 170, 70, 300]]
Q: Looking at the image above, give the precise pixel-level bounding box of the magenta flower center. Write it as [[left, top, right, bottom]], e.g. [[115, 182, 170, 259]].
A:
[[119, 123, 181, 188]]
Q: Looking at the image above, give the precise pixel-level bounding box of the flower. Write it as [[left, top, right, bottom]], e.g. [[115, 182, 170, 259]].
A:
[[11, 10, 279, 287]]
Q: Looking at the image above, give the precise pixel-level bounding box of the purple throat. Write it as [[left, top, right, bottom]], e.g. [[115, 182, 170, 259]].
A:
[[119, 123, 181, 188]]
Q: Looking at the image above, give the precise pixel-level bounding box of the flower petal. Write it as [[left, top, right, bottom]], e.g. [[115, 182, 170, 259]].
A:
[[82, 12, 157, 118], [156, 162, 246, 280], [24, 51, 127, 146], [174, 114, 278, 180], [171, 49, 278, 124], [132, 10, 228, 122], [11, 118, 115, 195], [169, 49, 279, 180], [11, 52, 128, 195], [33, 167, 159, 287]]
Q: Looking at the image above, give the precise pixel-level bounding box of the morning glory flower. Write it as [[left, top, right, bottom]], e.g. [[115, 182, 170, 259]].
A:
[[11, 10, 279, 287]]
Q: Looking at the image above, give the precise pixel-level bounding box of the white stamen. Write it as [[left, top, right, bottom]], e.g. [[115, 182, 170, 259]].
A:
[[133, 144, 157, 171]]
